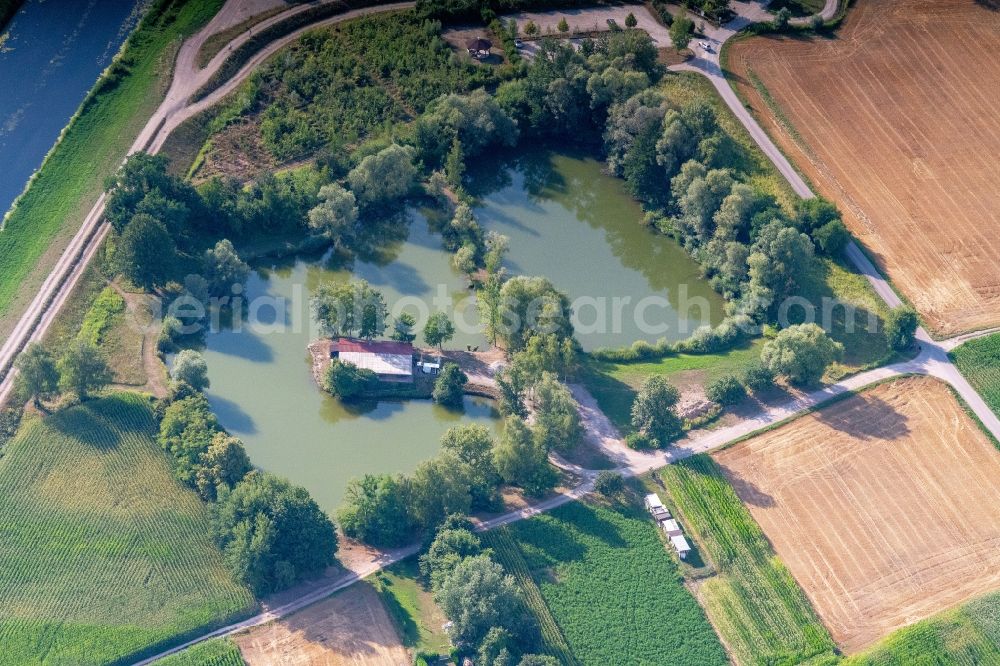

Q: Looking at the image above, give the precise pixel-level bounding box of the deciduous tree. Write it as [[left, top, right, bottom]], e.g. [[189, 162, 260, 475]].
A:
[[14, 343, 59, 407], [215, 471, 337, 595], [424, 312, 456, 350], [433, 363, 469, 408], [57, 341, 113, 400], [760, 323, 842, 385], [436, 554, 528, 647], [631, 376, 682, 447], [171, 349, 210, 391]]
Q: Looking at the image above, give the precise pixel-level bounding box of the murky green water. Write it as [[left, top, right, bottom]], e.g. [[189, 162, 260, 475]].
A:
[[468, 148, 725, 350], [201, 150, 722, 512], [201, 211, 497, 513]]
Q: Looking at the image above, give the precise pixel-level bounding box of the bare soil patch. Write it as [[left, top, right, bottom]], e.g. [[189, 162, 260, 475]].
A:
[[727, 0, 1000, 336], [234, 581, 410, 665], [713, 376, 1000, 653]]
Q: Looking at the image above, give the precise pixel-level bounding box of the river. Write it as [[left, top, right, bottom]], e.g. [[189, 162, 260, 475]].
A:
[[0, 0, 144, 219]]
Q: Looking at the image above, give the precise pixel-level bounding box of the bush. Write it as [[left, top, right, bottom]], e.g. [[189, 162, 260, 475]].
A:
[[433, 363, 468, 407], [885, 306, 919, 351], [594, 470, 626, 497], [325, 359, 377, 399], [741, 361, 775, 393], [626, 432, 657, 450], [706, 374, 746, 406]]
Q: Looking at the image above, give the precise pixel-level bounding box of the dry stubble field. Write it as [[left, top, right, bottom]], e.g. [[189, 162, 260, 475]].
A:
[[233, 582, 409, 665], [713, 377, 1000, 653], [727, 0, 1000, 336]]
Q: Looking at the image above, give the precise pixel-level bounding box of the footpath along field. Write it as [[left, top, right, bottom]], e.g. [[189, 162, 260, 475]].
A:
[[156, 639, 246, 666], [726, 0, 1000, 336], [713, 377, 1000, 653], [0, 393, 255, 665]]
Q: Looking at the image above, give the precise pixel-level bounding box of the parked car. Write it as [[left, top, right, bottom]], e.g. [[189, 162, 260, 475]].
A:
[[514, 38, 523, 48]]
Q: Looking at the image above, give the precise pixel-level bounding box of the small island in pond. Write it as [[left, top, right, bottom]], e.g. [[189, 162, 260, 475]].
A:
[[309, 337, 500, 402]]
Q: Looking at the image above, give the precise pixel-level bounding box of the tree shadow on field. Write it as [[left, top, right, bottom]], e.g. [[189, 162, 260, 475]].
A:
[[51, 405, 121, 450], [814, 394, 910, 441], [371, 574, 420, 647], [974, 0, 1000, 10], [715, 463, 776, 508]]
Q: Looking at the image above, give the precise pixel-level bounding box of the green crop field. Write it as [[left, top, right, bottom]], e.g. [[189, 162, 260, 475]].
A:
[[0, 0, 224, 338], [482, 527, 578, 664], [952, 334, 1000, 422], [844, 590, 1000, 666], [158, 639, 246, 666], [0, 393, 255, 665], [499, 500, 727, 665], [658, 455, 837, 666]]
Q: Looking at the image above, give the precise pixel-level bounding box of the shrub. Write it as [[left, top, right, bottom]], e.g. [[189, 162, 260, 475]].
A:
[[594, 470, 626, 497], [626, 432, 657, 450], [433, 363, 468, 407], [885, 305, 919, 351], [706, 374, 746, 406], [324, 359, 377, 399], [741, 361, 775, 393]]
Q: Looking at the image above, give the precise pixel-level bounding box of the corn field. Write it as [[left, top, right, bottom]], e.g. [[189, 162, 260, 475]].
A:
[[481, 527, 578, 665], [157, 639, 246, 666], [0, 393, 255, 665]]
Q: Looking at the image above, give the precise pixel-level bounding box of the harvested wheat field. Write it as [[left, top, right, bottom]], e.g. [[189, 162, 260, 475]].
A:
[[727, 0, 1000, 336], [233, 582, 409, 665], [713, 376, 1000, 653]]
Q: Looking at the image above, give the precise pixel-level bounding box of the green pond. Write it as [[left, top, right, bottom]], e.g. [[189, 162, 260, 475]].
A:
[[201, 211, 497, 514], [468, 148, 725, 350], [200, 150, 723, 512]]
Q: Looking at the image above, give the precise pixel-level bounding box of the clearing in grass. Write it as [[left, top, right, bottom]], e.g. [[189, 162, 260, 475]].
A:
[[0, 393, 255, 665], [232, 581, 409, 665], [370, 558, 452, 657], [499, 500, 728, 665], [657, 456, 836, 666], [713, 376, 1000, 653], [727, 0, 1000, 336], [951, 333, 1000, 420], [583, 339, 765, 432]]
